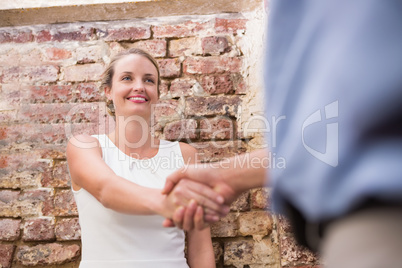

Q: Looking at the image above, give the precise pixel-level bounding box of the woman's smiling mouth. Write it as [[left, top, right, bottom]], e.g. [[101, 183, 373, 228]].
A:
[[127, 95, 148, 103]]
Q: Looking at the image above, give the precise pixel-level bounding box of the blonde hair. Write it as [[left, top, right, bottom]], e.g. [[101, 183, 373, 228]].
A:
[[100, 48, 161, 117]]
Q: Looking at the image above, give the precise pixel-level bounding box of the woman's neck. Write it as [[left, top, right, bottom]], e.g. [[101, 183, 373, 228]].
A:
[[109, 116, 158, 159]]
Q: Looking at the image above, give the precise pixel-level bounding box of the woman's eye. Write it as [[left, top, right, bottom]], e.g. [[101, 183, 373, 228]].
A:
[[122, 76, 131, 81], [145, 78, 155, 84]]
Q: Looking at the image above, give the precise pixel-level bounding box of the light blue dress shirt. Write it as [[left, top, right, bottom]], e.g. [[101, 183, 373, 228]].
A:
[[266, 0, 402, 223]]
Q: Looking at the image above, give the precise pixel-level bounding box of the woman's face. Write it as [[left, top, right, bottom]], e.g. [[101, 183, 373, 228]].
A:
[[106, 54, 159, 120]]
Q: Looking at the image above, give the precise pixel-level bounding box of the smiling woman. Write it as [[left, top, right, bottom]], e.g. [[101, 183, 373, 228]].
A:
[[66, 48, 223, 267]]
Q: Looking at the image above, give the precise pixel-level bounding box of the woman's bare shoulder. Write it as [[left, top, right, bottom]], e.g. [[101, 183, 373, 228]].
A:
[[67, 134, 101, 153]]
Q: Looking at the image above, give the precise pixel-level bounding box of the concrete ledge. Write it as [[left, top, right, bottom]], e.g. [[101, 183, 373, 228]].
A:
[[0, 0, 263, 27]]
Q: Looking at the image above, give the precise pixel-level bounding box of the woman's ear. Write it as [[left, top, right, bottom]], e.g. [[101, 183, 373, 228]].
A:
[[104, 86, 112, 100]]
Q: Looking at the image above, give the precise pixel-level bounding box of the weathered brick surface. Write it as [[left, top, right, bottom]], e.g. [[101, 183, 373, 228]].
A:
[[238, 211, 273, 237], [169, 77, 198, 98], [23, 218, 55, 241], [199, 117, 235, 140], [185, 96, 241, 117], [53, 190, 78, 216], [193, 140, 246, 162], [215, 18, 247, 34], [211, 213, 238, 238], [200, 74, 235, 95], [104, 26, 151, 42], [63, 63, 104, 82], [169, 37, 202, 57], [183, 56, 242, 74], [55, 218, 81, 241], [0, 9, 315, 268], [128, 39, 167, 57], [230, 191, 250, 212], [163, 119, 198, 141], [46, 47, 72, 61], [152, 20, 212, 38], [1, 65, 59, 83], [224, 238, 280, 266], [251, 187, 271, 210], [0, 219, 21, 241], [16, 243, 80, 265], [41, 161, 70, 188], [157, 58, 181, 78], [201, 36, 229, 55], [0, 244, 15, 268]]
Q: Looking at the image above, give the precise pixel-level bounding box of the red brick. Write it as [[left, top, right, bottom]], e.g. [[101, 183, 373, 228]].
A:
[[212, 242, 223, 263], [44, 161, 70, 188], [200, 117, 234, 140], [129, 39, 167, 57], [55, 218, 81, 241], [16, 243, 80, 266], [20, 189, 54, 216], [200, 74, 234, 94], [104, 26, 151, 41], [170, 78, 197, 98], [157, 58, 181, 78], [53, 190, 78, 216], [0, 244, 15, 268], [0, 152, 50, 173], [202, 36, 229, 55], [1, 124, 66, 147], [224, 238, 279, 266], [0, 219, 21, 241], [63, 63, 104, 82], [230, 191, 250, 212], [215, 18, 247, 34], [159, 80, 169, 98], [1, 65, 59, 83], [75, 46, 103, 64], [232, 73, 247, 94], [224, 240, 253, 264], [210, 213, 238, 237], [163, 119, 198, 141], [192, 140, 246, 162], [153, 20, 212, 38], [183, 57, 242, 74], [153, 99, 182, 125], [18, 102, 102, 124], [238, 211, 273, 237], [23, 218, 55, 241], [250, 188, 271, 210], [36, 30, 52, 42], [25, 85, 73, 103], [74, 83, 101, 102], [52, 28, 94, 42], [168, 37, 202, 57], [46, 47, 72, 61], [0, 30, 33, 43], [185, 96, 241, 117]]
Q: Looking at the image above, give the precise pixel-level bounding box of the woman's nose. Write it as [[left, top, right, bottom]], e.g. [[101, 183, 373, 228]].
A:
[[132, 81, 145, 92]]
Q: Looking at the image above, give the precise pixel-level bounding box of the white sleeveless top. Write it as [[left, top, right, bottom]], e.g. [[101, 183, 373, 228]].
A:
[[72, 134, 189, 268]]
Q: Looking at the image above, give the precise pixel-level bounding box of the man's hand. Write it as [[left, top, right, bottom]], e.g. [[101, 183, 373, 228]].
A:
[[162, 150, 269, 231], [161, 178, 228, 223]]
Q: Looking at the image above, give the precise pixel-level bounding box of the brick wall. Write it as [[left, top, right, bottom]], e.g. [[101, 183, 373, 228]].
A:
[[0, 8, 319, 268]]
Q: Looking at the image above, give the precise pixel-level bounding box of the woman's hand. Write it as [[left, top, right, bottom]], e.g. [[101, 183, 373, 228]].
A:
[[160, 179, 229, 221]]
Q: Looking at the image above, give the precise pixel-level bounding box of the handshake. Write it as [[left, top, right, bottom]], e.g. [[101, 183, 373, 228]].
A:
[[161, 149, 267, 231]]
